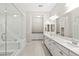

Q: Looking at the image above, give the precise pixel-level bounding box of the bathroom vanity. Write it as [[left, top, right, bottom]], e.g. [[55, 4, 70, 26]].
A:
[[44, 7, 79, 56], [44, 33, 79, 56]]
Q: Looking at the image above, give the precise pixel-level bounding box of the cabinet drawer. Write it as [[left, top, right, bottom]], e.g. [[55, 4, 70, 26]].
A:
[[69, 51, 78, 56], [44, 39, 52, 49], [50, 44, 67, 56], [54, 51, 67, 56], [55, 43, 69, 55]]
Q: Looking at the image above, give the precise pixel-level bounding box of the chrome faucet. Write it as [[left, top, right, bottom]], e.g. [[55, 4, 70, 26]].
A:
[[71, 39, 79, 45]]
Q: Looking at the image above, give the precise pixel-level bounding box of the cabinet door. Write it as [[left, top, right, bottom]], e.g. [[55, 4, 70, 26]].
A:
[[44, 38, 50, 49], [69, 51, 78, 56], [55, 42, 69, 55], [44, 37, 67, 56], [50, 42, 67, 56]]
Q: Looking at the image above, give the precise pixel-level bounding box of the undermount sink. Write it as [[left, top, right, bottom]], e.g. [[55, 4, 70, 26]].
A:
[[50, 33, 53, 36], [49, 33, 55, 36], [66, 41, 79, 47]]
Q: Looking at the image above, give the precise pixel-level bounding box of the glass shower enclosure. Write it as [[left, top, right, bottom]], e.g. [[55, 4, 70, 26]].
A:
[[0, 3, 25, 56]]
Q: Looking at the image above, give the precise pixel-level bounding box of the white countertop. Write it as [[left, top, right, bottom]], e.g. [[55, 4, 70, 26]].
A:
[[44, 33, 79, 55]]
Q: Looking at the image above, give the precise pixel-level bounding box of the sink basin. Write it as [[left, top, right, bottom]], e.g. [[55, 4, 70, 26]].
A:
[[66, 42, 79, 47], [50, 34, 53, 36]]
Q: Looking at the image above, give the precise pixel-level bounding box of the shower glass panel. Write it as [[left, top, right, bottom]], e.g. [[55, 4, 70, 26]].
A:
[[6, 4, 24, 56], [0, 3, 24, 56], [0, 3, 6, 56]]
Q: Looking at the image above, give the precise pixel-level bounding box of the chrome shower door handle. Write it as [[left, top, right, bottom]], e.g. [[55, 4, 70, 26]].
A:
[[1, 33, 6, 41]]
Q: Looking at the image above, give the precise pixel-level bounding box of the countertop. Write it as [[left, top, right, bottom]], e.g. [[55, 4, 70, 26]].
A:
[[44, 33, 79, 55]]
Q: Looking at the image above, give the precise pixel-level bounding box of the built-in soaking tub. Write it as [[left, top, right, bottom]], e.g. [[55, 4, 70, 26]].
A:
[[0, 39, 26, 56]]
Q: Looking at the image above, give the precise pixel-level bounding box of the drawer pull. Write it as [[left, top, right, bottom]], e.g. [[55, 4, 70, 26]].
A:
[[60, 51, 63, 55]]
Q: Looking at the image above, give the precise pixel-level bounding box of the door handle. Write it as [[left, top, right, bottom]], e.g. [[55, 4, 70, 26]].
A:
[[1, 33, 6, 41]]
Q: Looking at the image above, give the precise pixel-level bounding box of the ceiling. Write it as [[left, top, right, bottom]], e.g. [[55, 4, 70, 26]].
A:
[[14, 3, 56, 12]]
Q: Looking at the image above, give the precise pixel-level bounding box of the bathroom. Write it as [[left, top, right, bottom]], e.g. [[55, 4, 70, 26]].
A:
[[0, 0, 79, 57]]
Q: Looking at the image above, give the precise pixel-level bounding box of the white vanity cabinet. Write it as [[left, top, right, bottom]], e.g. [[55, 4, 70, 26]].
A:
[[50, 42, 67, 56], [69, 51, 78, 56], [44, 36, 68, 56], [44, 35, 78, 56], [55, 42, 69, 55]]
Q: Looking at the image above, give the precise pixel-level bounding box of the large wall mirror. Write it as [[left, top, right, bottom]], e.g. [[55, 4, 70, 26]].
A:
[[73, 16, 79, 40], [51, 24, 55, 32]]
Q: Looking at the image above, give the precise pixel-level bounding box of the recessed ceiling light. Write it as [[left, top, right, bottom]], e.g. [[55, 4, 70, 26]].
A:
[[13, 14, 18, 17], [38, 5, 43, 7], [4, 10, 7, 13], [36, 16, 41, 17]]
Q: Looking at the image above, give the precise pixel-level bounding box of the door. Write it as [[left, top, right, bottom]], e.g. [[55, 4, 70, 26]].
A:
[[6, 4, 24, 55], [0, 3, 24, 56], [51, 42, 67, 56]]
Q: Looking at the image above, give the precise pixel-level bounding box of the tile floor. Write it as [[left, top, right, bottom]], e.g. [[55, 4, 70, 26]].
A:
[[18, 40, 50, 56]]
